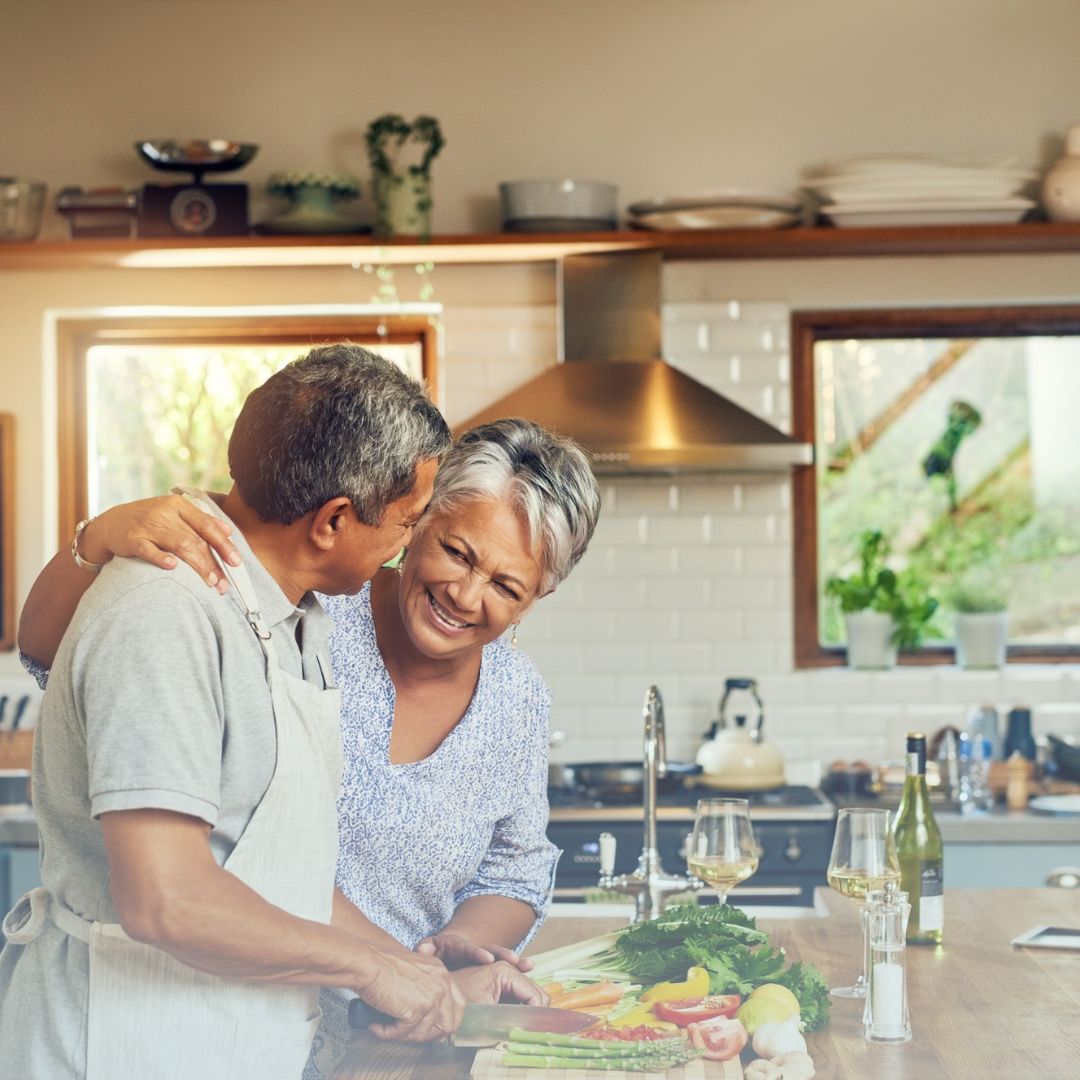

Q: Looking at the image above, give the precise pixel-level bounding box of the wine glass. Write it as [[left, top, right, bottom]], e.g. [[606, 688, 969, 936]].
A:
[[826, 807, 901, 999], [686, 798, 759, 906]]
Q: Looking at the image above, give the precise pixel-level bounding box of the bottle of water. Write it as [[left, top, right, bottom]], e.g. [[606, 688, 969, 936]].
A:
[[957, 733, 994, 815]]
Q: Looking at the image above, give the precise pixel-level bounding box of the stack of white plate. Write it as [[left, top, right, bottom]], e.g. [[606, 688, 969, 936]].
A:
[[804, 155, 1039, 227], [627, 189, 802, 230]]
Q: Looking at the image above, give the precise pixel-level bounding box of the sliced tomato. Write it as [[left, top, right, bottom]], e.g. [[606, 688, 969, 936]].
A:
[[687, 1015, 748, 1061], [653, 995, 742, 1026]]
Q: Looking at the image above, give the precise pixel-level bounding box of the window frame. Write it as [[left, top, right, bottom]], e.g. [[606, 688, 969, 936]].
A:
[[791, 303, 1080, 668], [56, 314, 438, 549]]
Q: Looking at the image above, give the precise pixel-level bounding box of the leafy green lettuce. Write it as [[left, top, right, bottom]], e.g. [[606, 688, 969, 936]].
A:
[[612, 904, 831, 1031]]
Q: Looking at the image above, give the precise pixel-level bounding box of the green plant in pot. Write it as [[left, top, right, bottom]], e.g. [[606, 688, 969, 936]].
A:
[[264, 172, 362, 234], [365, 114, 445, 238], [826, 530, 939, 668], [948, 575, 1009, 669]]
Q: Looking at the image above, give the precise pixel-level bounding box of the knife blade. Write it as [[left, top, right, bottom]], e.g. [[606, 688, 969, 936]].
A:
[[348, 999, 599, 1045]]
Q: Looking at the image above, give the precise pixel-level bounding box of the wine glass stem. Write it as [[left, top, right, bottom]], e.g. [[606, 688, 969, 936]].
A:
[[855, 902, 870, 993], [715, 889, 729, 906]]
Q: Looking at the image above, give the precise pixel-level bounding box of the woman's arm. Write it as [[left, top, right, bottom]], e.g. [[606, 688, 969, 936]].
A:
[[415, 895, 539, 971], [18, 495, 241, 667]]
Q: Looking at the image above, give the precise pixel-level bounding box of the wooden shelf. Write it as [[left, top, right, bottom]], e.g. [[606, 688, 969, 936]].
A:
[[5, 220, 1080, 270]]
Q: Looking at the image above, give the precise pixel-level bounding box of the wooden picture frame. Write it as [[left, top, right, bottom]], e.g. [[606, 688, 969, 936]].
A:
[[55, 314, 438, 548], [0, 413, 15, 651], [791, 304, 1080, 668]]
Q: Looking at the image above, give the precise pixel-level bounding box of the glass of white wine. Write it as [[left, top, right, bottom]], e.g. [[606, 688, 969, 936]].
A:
[[686, 798, 759, 906], [826, 807, 901, 999]]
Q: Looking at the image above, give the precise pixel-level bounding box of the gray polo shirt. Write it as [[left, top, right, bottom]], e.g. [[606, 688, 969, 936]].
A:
[[0, 516, 336, 1080]]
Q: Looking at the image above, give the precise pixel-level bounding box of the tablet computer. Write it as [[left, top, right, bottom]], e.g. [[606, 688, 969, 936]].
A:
[[1012, 925, 1080, 951]]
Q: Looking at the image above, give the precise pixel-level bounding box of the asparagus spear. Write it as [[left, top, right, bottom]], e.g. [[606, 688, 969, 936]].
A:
[[507, 1042, 700, 1060], [506, 1029, 680, 1054], [502, 1053, 684, 1071]]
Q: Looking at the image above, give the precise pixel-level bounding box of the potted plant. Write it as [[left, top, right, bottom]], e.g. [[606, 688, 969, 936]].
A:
[[949, 578, 1009, 669], [826, 530, 939, 669], [365, 113, 445, 238]]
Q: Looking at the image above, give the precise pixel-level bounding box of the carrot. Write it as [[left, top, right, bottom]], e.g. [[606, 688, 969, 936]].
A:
[[543, 983, 564, 999], [547, 982, 625, 1010]]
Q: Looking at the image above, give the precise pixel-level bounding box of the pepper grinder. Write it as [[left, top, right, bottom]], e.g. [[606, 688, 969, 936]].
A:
[[866, 880, 911, 1043]]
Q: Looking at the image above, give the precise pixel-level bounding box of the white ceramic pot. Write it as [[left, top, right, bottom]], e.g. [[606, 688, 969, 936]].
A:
[[1043, 124, 1080, 222], [845, 611, 897, 670], [955, 612, 1008, 669]]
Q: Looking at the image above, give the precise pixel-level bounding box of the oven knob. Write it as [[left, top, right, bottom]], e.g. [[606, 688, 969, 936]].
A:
[[754, 839, 766, 860], [679, 833, 693, 860], [784, 836, 802, 862]]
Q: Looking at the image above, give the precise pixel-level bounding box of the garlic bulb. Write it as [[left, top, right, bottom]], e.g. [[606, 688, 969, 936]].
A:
[[752, 1011, 807, 1059]]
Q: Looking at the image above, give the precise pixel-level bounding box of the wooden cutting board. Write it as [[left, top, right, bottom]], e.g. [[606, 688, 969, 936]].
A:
[[470, 1047, 743, 1080]]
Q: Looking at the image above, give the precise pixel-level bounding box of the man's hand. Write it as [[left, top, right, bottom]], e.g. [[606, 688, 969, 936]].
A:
[[449, 961, 549, 1007], [415, 931, 534, 973], [354, 947, 466, 1042]]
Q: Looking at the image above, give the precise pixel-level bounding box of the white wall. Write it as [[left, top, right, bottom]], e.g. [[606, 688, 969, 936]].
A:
[[2, 0, 1078, 234]]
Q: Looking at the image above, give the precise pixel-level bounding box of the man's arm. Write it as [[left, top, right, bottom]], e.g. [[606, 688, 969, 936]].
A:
[[101, 808, 464, 1041]]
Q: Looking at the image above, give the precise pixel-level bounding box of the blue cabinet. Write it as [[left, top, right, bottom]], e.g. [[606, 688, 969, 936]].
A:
[[0, 845, 42, 942]]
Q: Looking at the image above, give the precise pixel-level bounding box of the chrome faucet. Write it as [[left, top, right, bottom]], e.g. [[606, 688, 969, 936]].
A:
[[597, 686, 703, 922]]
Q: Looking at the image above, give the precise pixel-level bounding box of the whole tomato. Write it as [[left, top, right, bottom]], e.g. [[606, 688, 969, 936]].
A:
[[653, 995, 742, 1026]]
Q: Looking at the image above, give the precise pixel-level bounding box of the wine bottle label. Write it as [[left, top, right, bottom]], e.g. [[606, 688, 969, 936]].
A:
[[919, 864, 944, 931], [906, 751, 925, 776]]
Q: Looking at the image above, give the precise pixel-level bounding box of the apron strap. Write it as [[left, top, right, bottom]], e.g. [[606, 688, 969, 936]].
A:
[[171, 486, 281, 671]]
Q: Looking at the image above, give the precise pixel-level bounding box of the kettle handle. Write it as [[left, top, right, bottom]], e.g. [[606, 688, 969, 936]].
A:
[[718, 678, 765, 738]]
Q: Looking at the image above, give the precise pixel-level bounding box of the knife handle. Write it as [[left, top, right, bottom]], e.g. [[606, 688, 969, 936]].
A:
[[348, 998, 398, 1029]]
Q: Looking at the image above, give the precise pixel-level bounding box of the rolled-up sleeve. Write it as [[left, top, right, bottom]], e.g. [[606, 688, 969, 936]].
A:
[[453, 678, 560, 950], [20, 652, 50, 690]]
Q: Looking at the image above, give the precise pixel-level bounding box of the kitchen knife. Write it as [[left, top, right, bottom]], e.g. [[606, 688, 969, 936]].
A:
[[9, 697, 29, 741], [348, 999, 599, 1045]]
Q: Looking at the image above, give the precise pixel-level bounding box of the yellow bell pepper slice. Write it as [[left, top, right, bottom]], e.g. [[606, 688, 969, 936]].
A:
[[639, 966, 711, 1003], [607, 1006, 678, 1034]]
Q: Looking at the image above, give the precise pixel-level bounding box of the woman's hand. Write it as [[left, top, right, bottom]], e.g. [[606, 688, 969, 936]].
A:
[[84, 495, 242, 593], [448, 960, 548, 1007], [415, 932, 535, 973]]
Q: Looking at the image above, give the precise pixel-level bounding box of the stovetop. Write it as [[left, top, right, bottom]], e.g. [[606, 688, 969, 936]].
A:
[[547, 784, 836, 822]]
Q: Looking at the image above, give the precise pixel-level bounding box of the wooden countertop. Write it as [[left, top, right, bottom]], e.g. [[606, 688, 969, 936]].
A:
[[333, 889, 1080, 1080]]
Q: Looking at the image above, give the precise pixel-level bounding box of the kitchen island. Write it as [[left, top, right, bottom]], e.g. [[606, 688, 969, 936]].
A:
[[332, 888, 1080, 1080]]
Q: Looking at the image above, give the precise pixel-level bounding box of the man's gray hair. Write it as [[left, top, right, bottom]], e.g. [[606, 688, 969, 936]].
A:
[[229, 343, 451, 525], [426, 418, 601, 593]]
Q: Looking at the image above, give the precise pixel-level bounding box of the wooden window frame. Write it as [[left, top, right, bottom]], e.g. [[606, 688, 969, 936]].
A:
[[56, 314, 438, 549], [0, 414, 15, 650], [791, 303, 1080, 668]]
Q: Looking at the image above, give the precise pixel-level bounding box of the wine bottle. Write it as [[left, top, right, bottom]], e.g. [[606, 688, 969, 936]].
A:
[[892, 733, 944, 945]]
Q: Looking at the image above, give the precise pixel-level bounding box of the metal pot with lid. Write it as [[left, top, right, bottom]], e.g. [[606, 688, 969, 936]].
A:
[[695, 677, 786, 790]]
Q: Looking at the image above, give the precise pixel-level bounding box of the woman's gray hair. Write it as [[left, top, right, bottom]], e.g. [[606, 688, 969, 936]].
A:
[[229, 343, 451, 525], [426, 418, 601, 593]]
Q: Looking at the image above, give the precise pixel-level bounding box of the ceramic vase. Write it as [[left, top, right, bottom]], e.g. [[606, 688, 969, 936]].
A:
[[845, 611, 897, 670], [373, 173, 432, 237], [954, 612, 1008, 669], [1043, 124, 1080, 222]]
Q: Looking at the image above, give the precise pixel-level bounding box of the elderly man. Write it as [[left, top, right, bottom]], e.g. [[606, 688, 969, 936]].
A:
[[0, 346, 480, 1079]]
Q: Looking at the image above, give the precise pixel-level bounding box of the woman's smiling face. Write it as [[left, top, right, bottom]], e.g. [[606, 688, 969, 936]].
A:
[[397, 496, 544, 660]]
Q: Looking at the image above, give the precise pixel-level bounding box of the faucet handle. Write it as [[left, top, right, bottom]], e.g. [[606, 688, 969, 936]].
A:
[[599, 832, 617, 875]]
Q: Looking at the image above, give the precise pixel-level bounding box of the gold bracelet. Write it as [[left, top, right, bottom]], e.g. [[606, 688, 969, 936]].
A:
[[71, 518, 106, 574]]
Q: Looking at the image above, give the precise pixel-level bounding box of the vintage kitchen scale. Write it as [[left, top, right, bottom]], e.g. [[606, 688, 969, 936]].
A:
[[135, 139, 257, 237]]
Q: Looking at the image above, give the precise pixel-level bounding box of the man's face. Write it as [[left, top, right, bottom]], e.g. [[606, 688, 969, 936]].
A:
[[320, 457, 440, 596]]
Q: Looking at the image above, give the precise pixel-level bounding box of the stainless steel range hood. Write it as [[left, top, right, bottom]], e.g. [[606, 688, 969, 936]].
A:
[[454, 251, 813, 474]]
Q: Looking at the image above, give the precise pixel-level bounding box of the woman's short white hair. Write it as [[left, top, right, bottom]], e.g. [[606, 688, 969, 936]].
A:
[[425, 418, 601, 593]]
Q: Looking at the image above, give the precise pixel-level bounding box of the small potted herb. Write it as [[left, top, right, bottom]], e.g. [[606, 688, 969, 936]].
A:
[[365, 114, 445, 238], [826, 530, 939, 669], [949, 578, 1009, 669]]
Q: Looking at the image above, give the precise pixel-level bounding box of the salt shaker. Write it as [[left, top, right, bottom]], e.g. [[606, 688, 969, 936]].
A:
[[866, 880, 911, 1043]]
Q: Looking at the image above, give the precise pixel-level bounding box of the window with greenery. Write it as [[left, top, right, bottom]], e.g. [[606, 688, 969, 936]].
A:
[[791, 306, 1080, 666], [56, 315, 435, 546]]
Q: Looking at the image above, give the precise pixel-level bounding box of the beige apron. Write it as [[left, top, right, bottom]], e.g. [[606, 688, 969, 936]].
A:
[[3, 488, 343, 1080]]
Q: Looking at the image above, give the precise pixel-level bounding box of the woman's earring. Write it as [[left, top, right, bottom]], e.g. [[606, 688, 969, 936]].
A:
[[396, 548, 407, 574], [510, 622, 519, 650]]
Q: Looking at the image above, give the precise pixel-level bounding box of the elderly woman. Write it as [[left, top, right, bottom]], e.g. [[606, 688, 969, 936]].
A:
[[19, 417, 601, 1077]]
